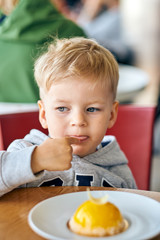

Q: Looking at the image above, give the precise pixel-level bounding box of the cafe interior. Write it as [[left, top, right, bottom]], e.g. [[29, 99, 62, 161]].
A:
[[0, 0, 160, 239]]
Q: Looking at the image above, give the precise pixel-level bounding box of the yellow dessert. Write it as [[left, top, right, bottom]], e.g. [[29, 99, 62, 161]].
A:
[[68, 190, 127, 237]]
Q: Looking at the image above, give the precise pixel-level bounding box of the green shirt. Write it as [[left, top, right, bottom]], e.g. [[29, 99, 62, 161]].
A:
[[0, 0, 86, 103]]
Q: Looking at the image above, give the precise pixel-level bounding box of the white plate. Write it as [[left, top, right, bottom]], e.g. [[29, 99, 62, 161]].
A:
[[28, 191, 160, 240]]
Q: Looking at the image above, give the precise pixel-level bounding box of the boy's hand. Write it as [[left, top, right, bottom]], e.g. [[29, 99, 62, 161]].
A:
[[31, 137, 79, 174]]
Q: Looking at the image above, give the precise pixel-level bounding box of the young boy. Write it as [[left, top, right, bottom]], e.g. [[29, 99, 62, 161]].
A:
[[0, 37, 136, 196]]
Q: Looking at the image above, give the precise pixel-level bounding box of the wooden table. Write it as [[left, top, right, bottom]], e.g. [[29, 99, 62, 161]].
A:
[[0, 186, 160, 240]]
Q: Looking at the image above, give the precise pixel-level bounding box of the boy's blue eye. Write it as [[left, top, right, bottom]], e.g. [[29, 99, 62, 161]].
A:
[[87, 107, 99, 112], [57, 107, 68, 112]]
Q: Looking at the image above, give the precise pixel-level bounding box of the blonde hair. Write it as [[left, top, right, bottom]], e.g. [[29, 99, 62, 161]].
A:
[[34, 37, 119, 100]]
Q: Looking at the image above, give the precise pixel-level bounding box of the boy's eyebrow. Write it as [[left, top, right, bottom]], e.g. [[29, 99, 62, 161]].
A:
[[89, 100, 107, 104], [54, 99, 69, 103], [54, 99, 107, 105]]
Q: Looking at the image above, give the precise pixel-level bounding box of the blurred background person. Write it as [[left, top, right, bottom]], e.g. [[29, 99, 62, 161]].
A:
[[0, 0, 18, 23], [0, 0, 86, 103], [76, 0, 135, 65], [53, 0, 83, 21]]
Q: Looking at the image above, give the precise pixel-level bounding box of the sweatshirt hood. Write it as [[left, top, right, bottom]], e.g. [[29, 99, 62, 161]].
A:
[[83, 135, 128, 167]]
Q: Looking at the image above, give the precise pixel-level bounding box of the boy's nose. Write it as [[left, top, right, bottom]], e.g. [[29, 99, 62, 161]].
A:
[[70, 111, 87, 127]]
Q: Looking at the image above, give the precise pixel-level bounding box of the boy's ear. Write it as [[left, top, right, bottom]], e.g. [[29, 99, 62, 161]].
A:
[[38, 100, 48, 129], [108, 101, 119, 129]]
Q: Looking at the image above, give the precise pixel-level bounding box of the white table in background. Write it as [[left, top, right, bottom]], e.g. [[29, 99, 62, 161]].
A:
[[0, 102, 38, 115], [117, 64, 149, 102]]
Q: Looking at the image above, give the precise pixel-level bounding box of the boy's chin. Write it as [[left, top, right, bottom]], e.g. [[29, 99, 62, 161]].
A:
[[72, 146, 95, 158]]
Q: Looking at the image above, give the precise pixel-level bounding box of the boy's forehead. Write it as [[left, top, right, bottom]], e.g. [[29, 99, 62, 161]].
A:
[[44, 77, 113, 103], [49, 75, 109, 89]]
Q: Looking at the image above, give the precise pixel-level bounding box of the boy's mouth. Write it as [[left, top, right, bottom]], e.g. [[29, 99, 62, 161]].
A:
[[68, 135, 89, 142]]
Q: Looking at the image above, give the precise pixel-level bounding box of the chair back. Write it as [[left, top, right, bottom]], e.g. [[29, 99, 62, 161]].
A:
[[107, 105, 156, 190], [0, 111, 47, 151]]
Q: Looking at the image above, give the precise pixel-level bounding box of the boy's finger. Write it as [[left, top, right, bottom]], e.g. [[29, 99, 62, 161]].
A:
[[66, 137, 80, 145]]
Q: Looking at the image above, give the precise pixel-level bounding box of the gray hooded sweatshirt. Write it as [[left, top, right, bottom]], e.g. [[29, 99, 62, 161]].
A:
[[0, 129, 137, 197]]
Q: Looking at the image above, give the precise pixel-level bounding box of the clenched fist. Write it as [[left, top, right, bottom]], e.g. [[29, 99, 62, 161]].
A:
[[31, 137, 79, 174]]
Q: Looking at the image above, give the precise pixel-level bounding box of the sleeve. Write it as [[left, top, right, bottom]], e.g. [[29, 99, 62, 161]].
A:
[[0, 140, 43, 197]]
